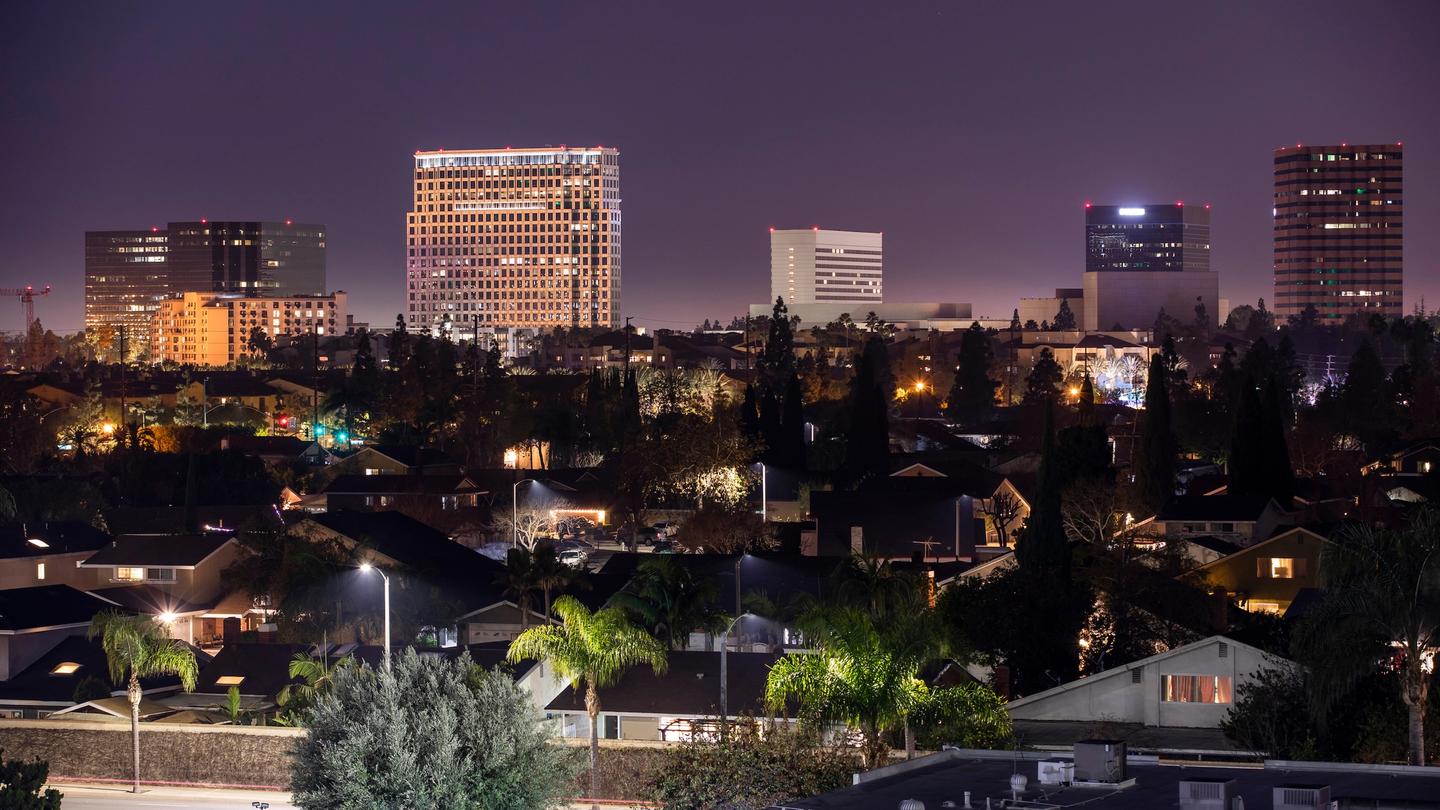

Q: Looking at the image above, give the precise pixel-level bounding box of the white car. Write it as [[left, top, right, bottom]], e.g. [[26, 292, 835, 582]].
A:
[[557, 548, 589, 568]]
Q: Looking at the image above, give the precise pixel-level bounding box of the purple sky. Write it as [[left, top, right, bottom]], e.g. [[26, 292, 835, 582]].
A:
[[3, 0, 1438, 335]]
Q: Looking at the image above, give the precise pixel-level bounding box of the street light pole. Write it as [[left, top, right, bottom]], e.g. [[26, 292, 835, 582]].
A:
[[359, 563, 390, 670], [512, 478, 537, 548], [718, 611, 753, 741]]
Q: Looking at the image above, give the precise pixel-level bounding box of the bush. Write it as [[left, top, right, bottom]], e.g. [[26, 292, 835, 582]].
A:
[[650, 721, 854, 810], [0, 751, 62, 810], [291, 650, 579, 809], [1221, 665, 1317, 760]]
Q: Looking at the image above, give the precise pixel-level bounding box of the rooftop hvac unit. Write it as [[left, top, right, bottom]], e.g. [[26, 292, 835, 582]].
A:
[[1073, 739, 1127, 783], [1036, 759, 1073, 786], [1178, 777, 1236, 809], [1273, 784, 1331, 809]]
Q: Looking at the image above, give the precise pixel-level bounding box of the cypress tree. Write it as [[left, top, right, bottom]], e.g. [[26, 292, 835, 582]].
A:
[[781, 372, 806, 469], [739, 382, 761, 444], [1133, 354, 1176, 514], [1261, 377, 1295, 507], [845, 336, 891, 481], [1229, 381, 1265, 498], [759, 386, 781, 463], [945, 322, 997, 426]]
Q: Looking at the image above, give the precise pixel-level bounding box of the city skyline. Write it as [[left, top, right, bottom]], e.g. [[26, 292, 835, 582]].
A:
[[3, 1, 1438, 334]]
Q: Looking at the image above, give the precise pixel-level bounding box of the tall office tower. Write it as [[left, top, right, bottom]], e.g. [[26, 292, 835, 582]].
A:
[[406, 146, 621, 334], [84, 229, 170, 347], [1081, 203, 1218, 331], [1085, 204, 1211, 273], [85, 221, 326, 351], [769, 228, 883, 306], [1273, 144, 1403, 322]]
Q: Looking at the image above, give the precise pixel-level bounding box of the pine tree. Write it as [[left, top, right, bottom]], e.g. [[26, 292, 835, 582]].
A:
[[1052, 299, 1077, 330], [1010, 308, 1022, 331], [1023, 348, 1063, 404], [759, 386, 781, 464], [1133, 354, 1176, 514], [945, 323, 997, 426], [389, 313, 409, 370], [739, 383, 761, 445], [760, 297, 796, 391], [1340, 339, 1393, 449]]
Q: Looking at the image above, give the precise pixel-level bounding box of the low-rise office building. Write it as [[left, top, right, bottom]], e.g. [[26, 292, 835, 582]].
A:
[[150, 291, 348, 366]]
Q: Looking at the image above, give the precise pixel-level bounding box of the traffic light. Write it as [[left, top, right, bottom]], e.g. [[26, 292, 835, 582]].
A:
[[336, 430, 349, 443], [314, 424, 328, 436], [277, 414, 292, 429]]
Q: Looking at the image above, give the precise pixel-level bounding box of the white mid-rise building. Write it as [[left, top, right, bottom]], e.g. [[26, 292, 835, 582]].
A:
[[769, 228, 882, 308]]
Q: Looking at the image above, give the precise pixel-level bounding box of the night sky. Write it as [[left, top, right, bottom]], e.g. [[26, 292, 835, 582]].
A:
[[3, 1, 1438, 335]]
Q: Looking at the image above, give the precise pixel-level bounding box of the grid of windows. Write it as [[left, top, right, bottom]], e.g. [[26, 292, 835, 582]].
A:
[[406, 147, 621, 333], [1273, 145, 1403, 321]]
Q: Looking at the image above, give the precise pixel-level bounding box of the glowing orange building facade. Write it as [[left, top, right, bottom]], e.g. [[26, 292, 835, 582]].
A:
[[406, 147, 621, 335]]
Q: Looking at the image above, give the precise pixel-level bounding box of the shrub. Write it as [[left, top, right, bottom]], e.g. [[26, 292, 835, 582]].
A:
[[650, 721, 854, 810], [291, 650, 579, 809]]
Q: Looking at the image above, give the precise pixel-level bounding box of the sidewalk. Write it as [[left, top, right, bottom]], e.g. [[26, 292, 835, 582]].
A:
[[50, 782, 649, 809]]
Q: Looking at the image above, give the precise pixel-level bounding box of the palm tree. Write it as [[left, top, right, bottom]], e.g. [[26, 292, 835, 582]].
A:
[[274, 651, 350, 724], [830, 554, 925, 621], [531, 544, 585, 619], [1295, 506, 1440, 765], [508, 596, 667, 798], [609, 556, 726, 649], [90, 611, 199, 793], [497, 547, 540, 629], [766, 608, 1007, 769]]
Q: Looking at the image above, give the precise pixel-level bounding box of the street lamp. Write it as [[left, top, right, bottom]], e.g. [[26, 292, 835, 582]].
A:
[[754, 462, 767, 523], [359, 563, 390, 670], [718, 611, 755, 740], [913, 380, 927, 417], [512, 478, 540, 548]]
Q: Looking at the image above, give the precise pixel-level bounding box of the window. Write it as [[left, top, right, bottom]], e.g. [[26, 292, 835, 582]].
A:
[[216, 675, 245, 686], [1258, 557, 1304, 579], [36, 562, 45, 580], [114, 567, 145, 582], [50, 662, 82, 676], [147, 568, 176, 582], [1162, 674, 1232, 704]]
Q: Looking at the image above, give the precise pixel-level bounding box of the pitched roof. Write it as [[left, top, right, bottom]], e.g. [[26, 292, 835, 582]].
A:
[[0, 521, 111, 560], [1158, 494, 1281, 522], [0, 585, 121, 632], [545, 650, 783, 716], [80, 534, 234, 568], [104, 504, 284, 535], [87, 585, 214, 616], [0, 635, 189, 705], [192, 642, 385, 697], [318, 474, 482, 495], [219, 435, 320, 457], [1006, 635, 1280, 709]]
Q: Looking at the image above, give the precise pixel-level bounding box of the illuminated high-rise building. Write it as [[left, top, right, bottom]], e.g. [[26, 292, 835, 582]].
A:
[[85, 221, 326, 352], [769, 228, 883, 307], [1273, 143, 1403, 322], [406, 146, 621, 334]]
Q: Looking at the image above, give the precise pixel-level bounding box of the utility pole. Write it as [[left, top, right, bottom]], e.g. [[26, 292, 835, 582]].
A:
[[312, 323, 320, 441], [623, 315, 632, 374], [118, 325, 127, 432]]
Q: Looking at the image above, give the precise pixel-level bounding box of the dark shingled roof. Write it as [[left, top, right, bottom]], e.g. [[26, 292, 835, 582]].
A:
[[0, 635, 188, 705], [191, 643, 384, 698], [319, 473, 482, 495], [1158, 494, 1280, 522], [0, 585, 120, 632], [546, 650, 782, 716], [81, 534, 234, 568], [104, 505, 284, 535], [0, 521, 111, 560]]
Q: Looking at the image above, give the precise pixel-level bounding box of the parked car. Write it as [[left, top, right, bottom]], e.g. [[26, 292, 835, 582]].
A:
[[651, 522, 678, 539]]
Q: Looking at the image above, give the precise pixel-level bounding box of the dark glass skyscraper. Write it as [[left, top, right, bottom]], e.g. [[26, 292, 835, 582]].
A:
[[1085, 204, 1211, 273], [1273, 144, 1403, 322], [85, 221, 325, 354]]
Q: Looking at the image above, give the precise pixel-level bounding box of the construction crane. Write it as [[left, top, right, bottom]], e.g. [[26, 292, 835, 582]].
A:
[[1, 285, 52, 331]]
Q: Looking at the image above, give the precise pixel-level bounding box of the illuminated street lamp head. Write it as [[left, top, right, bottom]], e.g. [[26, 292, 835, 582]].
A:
[[158, 612, 177, 624], [1068, 386, 1081, 397], [914, 381, 926, 392], [101, 422, 116, 435], [359, 562, 374, 573]]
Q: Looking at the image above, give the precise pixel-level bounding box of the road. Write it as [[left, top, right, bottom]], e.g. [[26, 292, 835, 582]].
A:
[[49, 785, 294, 809]]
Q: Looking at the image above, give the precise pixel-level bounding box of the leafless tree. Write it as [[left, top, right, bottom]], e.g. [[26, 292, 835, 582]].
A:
[[979, 490, 1024, 548]]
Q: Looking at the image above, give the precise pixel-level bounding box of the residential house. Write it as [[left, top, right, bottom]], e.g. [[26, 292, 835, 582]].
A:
[[0, 521, 112, 590], [1363, 438, 1440, 476], [1146, 495, 1293, 547], [811, 461, 996, 559], [0, 635, 189, 719], [1181, 526, 1326, 615], [1006, 636, 1283, 731], [545, 650, 784, 742], [312, 474, 485, 536], [321, 445, 464, 479], [0, 585, 118, 683], [76, 532, 244, 644], [219, 434, 333, 467]]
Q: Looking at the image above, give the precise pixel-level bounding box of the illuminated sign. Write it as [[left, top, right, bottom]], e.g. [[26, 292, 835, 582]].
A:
[[1117, 207, 1146, 216]]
